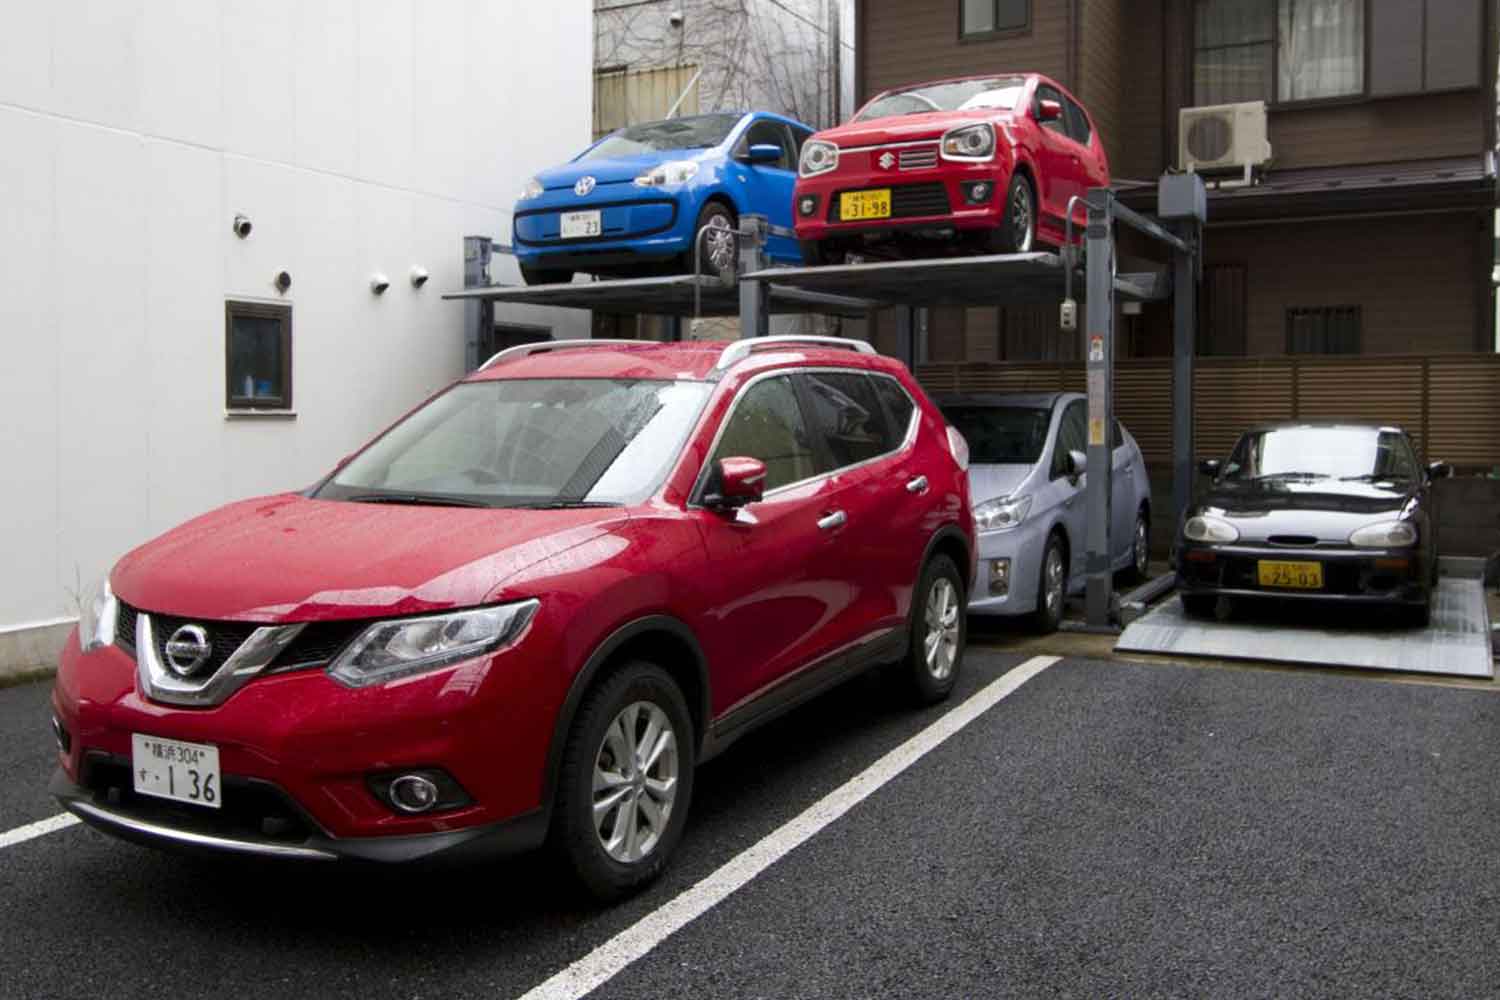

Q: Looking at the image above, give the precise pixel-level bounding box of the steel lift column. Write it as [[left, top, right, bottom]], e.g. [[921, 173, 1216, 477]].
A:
[[1083, 190, 1118, 627], [738, 215, 770, 339]]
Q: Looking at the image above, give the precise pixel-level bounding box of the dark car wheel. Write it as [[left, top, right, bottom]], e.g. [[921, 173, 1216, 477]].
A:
[[689, 201, 738, 275], [1181, 593, 1218, 619], [1122, 510, 1150, 584], [988, 174, 1036, 254], [520, 264, 575, 286], [551, 661, 695, 901], [1029, 533, 1066, 633], [899, 555, 966, 705]]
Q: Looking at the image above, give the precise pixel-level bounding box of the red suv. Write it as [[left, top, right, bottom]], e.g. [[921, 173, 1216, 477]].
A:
[[794, 73, 1109, 264], [51, 337, 974, 898]]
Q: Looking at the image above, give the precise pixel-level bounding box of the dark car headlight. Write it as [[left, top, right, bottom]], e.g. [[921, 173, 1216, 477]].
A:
[[328, 600, 539, 687], [1183, 515, 1239, 544], [1349, 521, 1417, 548]]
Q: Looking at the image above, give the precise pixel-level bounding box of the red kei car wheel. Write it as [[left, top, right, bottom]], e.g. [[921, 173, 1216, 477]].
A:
[[990, 175, 1035, 254]]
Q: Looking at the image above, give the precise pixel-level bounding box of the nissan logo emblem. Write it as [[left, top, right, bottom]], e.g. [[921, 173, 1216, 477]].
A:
[[574, 175, 596, 197], [164, 624, 212, 677]]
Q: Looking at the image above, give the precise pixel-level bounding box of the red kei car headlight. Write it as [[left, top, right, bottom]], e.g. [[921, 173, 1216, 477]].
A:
[[941, 123, 996, 162], [799, 140, 839, 178]]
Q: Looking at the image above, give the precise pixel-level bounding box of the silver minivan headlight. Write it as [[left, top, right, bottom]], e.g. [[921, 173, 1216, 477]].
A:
[[328, 600, 539, 688], [974, 495, 1032, 533]]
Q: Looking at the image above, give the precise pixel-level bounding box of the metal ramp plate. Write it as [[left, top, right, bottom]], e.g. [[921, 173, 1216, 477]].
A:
[[1115, 578, 1494, 679], [442, 273, 879, 317]]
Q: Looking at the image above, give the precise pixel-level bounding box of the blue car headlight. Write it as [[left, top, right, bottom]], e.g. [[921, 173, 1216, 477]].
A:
[[519, 177, 544, 201], [634, 161, 700, 188]]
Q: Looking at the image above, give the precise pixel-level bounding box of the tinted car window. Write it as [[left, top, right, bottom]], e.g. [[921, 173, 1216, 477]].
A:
[[739, 120, 794, 171], [1223, 427, 1420, 483], [1051, 400, 1087, 477], [1064, 99, 1092, 145], [941, 406, 1050, 464], [871, 375, 916, 443], [1034, 84, 1068, 135], [791, 126, 815, 156], [800, 372, 894, 468], [711, 376, 821, 492]]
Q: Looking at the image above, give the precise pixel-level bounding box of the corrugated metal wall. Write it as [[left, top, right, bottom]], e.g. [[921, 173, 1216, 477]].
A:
[[917, 353, 1500, 469], [594, 65, 701, 138]]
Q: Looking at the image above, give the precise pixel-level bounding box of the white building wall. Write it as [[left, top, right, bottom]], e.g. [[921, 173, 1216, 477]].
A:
[[0, 0, 592, 649]]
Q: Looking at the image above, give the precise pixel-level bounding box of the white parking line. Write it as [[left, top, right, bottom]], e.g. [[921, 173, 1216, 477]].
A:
[[517, 654, 1062, 1000], [0, 813, 80, 850]]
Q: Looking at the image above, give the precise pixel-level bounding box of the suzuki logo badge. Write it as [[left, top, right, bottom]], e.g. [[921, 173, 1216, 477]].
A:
[[164, 624, 212, 678], [574, 176, 596, 197], [878, 152, 896, 170]]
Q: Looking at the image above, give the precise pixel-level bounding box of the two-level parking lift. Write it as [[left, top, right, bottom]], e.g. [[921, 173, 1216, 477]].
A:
[[445, 178, 1208, 632]]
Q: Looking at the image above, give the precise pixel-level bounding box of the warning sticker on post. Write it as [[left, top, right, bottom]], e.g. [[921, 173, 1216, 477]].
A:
[[1089, 417, 1106, 447], [1088, 335, 1104, 363]]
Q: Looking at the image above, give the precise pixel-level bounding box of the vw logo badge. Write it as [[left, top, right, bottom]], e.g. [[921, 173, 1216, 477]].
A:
[[164, 624, 212, 678], [574, 175, 596, 197], [878, 152, 896, 170]]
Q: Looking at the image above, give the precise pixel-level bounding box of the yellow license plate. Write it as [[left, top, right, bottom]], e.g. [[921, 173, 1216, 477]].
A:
[[840, 189, 892, 221], [1256, 560, 1324, 590]]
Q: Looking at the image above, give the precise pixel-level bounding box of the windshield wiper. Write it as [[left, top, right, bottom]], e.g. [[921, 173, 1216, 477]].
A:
[[345, 493, 490, 508], [1251, 471, 1328, 481], [1339, 473, 1411, 482], [504, 500, 623, 510]]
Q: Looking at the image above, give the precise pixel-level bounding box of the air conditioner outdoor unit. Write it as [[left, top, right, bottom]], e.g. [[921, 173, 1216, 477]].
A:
[[1178, 100, 1272, 182]]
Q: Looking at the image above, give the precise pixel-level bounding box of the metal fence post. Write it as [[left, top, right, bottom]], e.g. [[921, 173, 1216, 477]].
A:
[[1084, 188, 1116, 628], [738, 215, 770, 339]]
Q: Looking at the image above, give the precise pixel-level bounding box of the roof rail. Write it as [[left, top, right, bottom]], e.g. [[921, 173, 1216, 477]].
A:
[[479, 338, 643, 370], [711, 335, 876, 374]]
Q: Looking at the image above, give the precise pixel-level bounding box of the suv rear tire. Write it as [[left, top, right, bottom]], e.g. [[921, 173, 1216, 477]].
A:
[[899, 555, 966, 705], [551, 661, 695, 900]]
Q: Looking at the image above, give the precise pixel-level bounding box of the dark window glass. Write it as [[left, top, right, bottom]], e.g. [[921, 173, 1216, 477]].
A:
[[1051, 400, 1087, 477], [856, 76, 1025, 121], [1034, 83, 1068, 135], [1193, 0, 1364, 105], [1286, 305, 1361, 354], [584, 113, 742, 160], [1064, 99, 1091, 144], [800, 372, 894, 468], [226, 301, 291, 410], [961, 0, 1028, 37], [738, 120, 794, 171], [791, 126, 815, 156], [712, 376, 822, 491], [872, 375, 916, 443], [1223, 426, 1418, 483], [1201, 264, 1247, 356], [941, 405, 1051, 464]]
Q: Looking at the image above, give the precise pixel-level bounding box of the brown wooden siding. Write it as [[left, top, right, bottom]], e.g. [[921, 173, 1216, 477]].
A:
[[1078, 0, 1124, 176], [859, 0, 1072, 101], [1113, 0, 1165, 180]]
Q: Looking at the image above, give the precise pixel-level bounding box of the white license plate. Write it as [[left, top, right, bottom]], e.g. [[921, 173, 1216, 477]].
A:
[[560, 210, 602, 239], [132, 733, 221, 809]]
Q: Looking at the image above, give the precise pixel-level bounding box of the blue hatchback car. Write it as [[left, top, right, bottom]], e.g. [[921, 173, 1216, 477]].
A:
[[513, 112, 813, 284]]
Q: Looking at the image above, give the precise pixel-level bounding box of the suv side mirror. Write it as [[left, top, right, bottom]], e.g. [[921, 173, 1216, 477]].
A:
[[1198, 459, 1222, 477], [1427, 460, 1454, 480], [1037, 99, 1063, 122], [1066, 449, 1087, 479], [739, 143, 783, 165], [705, 456, 766, 510]]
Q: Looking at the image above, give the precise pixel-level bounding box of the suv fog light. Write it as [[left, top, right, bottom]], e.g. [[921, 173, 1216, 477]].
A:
[[963, 181, 993, 204], [989, 558, 1011, 595], [50, 714, 71, 754], [388, 774, 440, 813], [798, 195, 819, 217]]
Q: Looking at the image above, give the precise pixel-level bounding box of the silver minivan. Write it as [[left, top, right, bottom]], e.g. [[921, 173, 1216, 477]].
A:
[[939, 392, 1153, 632]]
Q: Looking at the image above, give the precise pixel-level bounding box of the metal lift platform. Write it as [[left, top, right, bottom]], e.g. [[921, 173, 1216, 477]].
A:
[[1116, 567, 1495, 679], [442, 272, 880, 317]]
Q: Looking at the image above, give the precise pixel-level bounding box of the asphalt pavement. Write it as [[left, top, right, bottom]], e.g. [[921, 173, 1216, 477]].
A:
[[3, 651, 1499, 999]]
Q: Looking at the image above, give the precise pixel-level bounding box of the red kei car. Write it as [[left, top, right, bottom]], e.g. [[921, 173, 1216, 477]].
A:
[[51, 337, 974, 898], [794, 73, 1109, 264]]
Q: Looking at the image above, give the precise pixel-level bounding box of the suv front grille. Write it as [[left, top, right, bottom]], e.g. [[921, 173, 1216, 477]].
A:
[[830, 182, 951, 222], [116, 602, 365, 672]]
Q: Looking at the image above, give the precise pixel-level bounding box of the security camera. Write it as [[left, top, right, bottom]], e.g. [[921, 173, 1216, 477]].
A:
[[409, 266, 430, 289], [668, 9, 683, 27], [274, 270, 292, 293], [233, 214, 253, 239], [370, 273, 391, 295]]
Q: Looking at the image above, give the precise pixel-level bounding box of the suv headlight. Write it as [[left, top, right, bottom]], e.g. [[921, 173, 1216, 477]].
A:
[[1349, 521, 1417, 548], [941, 123, 996, 161], [519, 177, 544, 201], [799, 139, 839, 177], [78, 575, 119, 653], [1183, 515, 1239, 544], [328, 600, 540, 688], [975, 495, 1032, 533], [634, 160, 700, 188]]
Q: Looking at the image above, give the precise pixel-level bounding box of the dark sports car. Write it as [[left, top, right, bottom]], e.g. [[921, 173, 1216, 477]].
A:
[[1176, 423, 1449, 626]]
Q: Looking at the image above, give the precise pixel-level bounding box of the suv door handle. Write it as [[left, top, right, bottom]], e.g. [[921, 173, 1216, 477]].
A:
[[905, 475, 929, 494], [817, 510, 847, 531]]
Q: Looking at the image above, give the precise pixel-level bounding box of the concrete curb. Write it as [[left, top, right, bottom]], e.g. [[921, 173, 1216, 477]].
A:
[[0, 621, 71, 685]]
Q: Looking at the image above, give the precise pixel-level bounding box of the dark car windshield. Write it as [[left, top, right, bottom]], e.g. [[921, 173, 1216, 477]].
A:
[[856, 77, 1026, 121], [941, 405, 1051, 465], [1222, 427, 1419, 483], [582, 114, 743, 160], [316, 378, 711, 508]]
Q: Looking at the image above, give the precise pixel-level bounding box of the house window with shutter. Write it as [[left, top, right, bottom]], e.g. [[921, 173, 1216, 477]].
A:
[[1286, 306, 1361, 354], [1193, 0, 1365, 106], [961, 0, 1029, 40]]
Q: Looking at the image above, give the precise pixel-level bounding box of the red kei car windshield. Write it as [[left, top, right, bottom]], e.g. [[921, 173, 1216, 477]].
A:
[[855, 77, 1026, 121], [318, 379, 712, 508]]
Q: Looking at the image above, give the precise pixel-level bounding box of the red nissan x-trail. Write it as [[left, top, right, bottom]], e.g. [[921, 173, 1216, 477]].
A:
[[52, 336, 974, 898]]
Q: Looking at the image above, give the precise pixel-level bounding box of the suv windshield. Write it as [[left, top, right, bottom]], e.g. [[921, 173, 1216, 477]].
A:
[[583, 114, 743, 160], [1222, 427, 1419, 483], [317, 379, 712, 508], [856, 77, 1026, 121], [941, 405, 1051, 464]]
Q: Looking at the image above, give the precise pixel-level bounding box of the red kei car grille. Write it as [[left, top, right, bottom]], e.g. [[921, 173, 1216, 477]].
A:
[[898, 146, 939, 170], [828, 183, 951, 222]]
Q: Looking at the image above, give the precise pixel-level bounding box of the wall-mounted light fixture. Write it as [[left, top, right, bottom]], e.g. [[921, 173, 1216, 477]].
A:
[[233, 214, 253, 238], [410, 266, 430, 289], [370, 273, 391, 295]]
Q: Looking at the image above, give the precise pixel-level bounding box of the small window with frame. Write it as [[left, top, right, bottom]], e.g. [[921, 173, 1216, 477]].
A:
[[225, 301, 292, 411], [961, 0, 1029, 40], [1286, 305, 1360, 354]]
